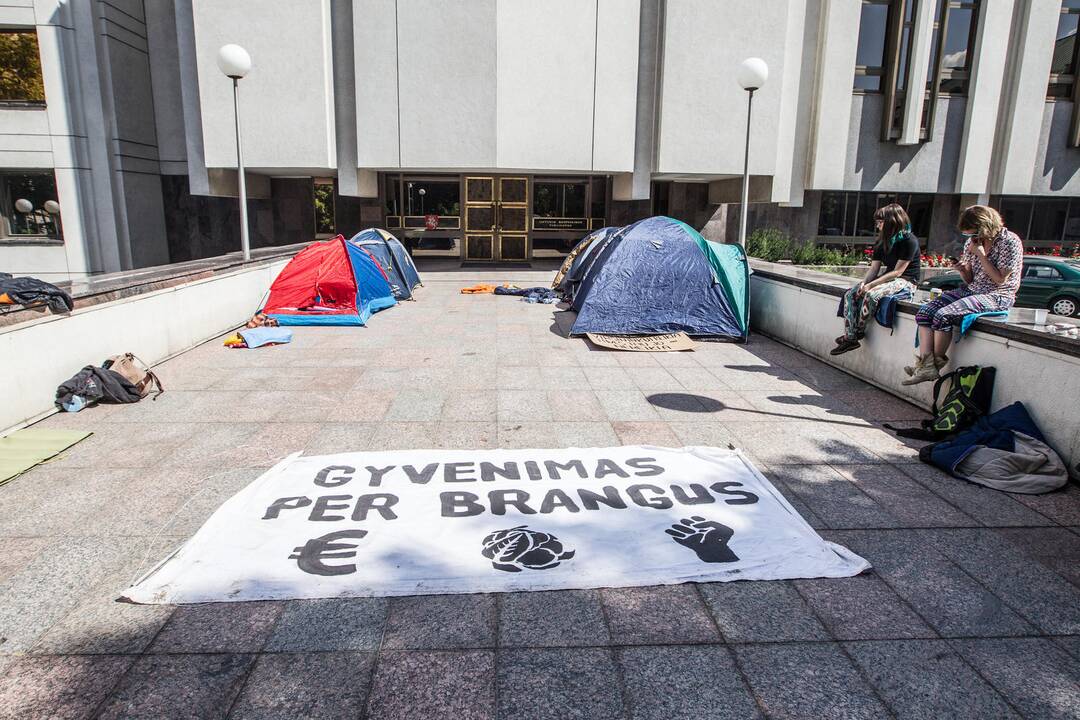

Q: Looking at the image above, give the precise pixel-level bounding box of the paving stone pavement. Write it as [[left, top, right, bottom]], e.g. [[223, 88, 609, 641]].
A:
[[1, 265, 1078, 719]]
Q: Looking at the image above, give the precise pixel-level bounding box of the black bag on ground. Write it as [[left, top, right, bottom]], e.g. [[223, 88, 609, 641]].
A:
[[55, 366, 142, 409], [886, 365, 996, 441]]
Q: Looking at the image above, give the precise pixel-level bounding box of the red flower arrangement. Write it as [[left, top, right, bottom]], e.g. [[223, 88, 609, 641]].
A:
[[1028, 243, 1080, 258], [920, 254, 952, 268]]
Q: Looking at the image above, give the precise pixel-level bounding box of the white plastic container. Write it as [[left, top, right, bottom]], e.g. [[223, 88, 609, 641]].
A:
[[1008, 307, 1048, 325]]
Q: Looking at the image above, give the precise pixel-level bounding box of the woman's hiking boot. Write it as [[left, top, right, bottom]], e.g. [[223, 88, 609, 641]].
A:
[[903, 355, 942, 385], [904, 354, 948, 377], [830, 338, 861, 355]]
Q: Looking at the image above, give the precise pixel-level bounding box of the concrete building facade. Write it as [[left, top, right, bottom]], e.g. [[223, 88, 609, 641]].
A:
[[2, 0, 1079, 276]]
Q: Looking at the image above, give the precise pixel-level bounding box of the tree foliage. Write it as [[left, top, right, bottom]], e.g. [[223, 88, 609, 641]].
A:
[[0, 32, 45, 103], [314, 182, 335, 235]]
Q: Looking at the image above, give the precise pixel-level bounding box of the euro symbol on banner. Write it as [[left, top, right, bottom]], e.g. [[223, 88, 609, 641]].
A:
[[289, 529, 368, 576]]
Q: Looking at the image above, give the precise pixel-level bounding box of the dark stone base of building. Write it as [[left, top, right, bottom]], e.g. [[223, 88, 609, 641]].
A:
[[161, 171, 974, 266]]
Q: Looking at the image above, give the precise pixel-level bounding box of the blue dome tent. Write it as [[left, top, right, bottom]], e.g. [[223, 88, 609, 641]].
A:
[[347, 229, 423, 300], [568, 216, 749, 340], [552, 226, 619, 302]]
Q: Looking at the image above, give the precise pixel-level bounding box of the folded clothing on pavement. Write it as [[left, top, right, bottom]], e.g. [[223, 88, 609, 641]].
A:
[[0, 272, 73, 314], [239, 327, 293, 348], [920, 401, 1068, 494], [493, 286, 558, 303], [460, 284, 499, 294]]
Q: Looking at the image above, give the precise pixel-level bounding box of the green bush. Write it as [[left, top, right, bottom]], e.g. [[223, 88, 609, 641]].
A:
[[746, 228, 864, 266], [746, 228, 792, 262]]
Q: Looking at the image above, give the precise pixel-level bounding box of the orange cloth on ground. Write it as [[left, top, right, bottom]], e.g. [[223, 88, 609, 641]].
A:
[[223, 333, 247, 348], [0, 293, 12, 304], [460, 284, 499, 294]]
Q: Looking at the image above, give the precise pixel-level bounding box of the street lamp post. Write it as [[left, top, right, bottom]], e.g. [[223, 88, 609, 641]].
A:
[[217, 44, 253, 261], [736, 58, 768, 248]]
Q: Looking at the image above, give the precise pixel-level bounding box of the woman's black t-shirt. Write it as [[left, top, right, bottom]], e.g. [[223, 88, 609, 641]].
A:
[[871, 231, 921, 282]]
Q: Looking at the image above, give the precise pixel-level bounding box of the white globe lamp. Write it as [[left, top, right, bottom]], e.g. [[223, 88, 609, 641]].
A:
[[14, 198, 33, 213], [43, 200, 60, 214], [216, 44, 251, 79], [737, 57, 769, 91], [218, 44, 253, 260]]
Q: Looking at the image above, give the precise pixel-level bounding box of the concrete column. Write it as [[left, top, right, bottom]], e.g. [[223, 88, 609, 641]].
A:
[[32, 3, 96, 276], [954, 0, 1013, 195], [592, 0, 640, 173], [899, 0, 937, 145], [771, 0, 819, 206], [628, 0, 662, 201], [68, 0, 125, 273], [807, 0, 860, 190], [353, 0, 402, 168], [993, 0, 1060, 195], [175, 0, 211, 196], [331, 0, 361, 197], [612, 173, 634, 202], [357, 170, 379, 198]]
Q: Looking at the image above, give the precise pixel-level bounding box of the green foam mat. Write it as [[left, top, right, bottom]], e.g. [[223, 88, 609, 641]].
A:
[[0, 428, 92, 485]]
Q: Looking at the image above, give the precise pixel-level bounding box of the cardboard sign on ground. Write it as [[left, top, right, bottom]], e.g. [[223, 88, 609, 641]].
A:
[[586, 332, 696, 352]]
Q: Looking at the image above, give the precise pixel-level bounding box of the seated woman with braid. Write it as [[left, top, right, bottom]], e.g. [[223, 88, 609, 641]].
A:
[[831, 203, 920, 356], [903, 205, 1023, 385]]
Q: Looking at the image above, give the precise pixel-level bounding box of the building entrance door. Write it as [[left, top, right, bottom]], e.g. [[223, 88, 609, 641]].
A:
[[463, 176, 530, 261]]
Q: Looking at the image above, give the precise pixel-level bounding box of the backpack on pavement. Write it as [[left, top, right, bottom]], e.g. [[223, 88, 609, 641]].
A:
[[102, 353, 165, 400], [888, 365, 995, 441]]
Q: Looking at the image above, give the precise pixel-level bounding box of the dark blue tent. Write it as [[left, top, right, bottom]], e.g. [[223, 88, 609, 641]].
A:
[[347, 229, 423, 300], [569, 216, 749, 340], [552, 226, 620, 302]]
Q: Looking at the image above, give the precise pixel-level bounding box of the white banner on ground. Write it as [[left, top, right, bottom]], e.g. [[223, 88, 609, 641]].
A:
[[122, 446, 869, 604]]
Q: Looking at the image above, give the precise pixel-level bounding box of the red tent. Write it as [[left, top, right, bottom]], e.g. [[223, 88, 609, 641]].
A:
[[262, 236, 359, 322]]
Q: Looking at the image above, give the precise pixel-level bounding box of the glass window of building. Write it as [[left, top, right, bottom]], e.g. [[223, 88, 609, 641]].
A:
[[1030, 198, 1069, 246], [936, 1, 979, 95], [1, 172, 60, 240], [1049, 0, 1080, 99], [879, 1, 980, 142], [590, 176, 608, 227], [385, 175, 461, 256], [883, 1, 917, 138], [992, 195, 1080, 252], [855, 0, 891, 92], [531, 177, 608, 257], [0, 30, 45, 104], [534, 182, 586, 219], [384, 175, 401, 219], [817, 191, 931, 241], [997, 197, 1034, 241], [406, 180, 459, 217]]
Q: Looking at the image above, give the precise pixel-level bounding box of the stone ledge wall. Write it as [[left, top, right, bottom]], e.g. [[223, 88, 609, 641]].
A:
[[0, 257, 290, 435], [749, 264, 1080, 476]]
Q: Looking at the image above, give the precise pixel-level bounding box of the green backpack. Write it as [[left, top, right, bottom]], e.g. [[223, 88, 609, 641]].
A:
[[890, 366, 996, 440]]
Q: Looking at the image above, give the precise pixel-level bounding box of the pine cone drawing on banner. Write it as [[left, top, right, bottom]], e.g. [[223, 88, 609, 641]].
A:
[[481, 526, 575, 572]]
